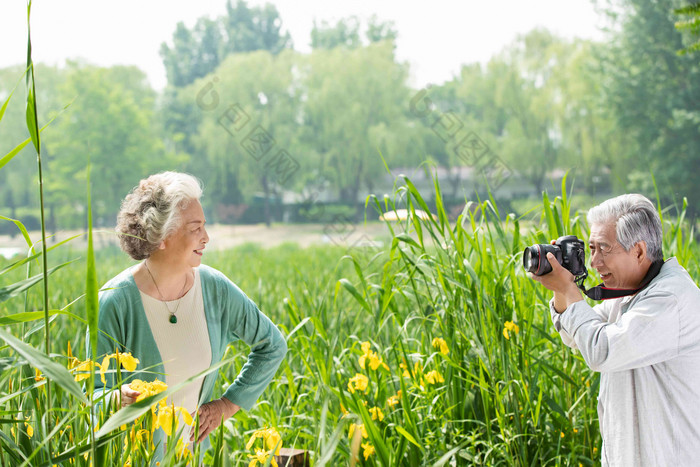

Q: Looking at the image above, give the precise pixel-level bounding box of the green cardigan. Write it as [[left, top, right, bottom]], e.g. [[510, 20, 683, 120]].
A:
[[92, 264, 287, 411]]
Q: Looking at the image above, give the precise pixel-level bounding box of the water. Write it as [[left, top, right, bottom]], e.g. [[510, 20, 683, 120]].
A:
[[0, 247, 22, 260]]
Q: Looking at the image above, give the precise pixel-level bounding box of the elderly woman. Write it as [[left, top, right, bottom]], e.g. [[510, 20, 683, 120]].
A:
[[93, 171, 286, 460]]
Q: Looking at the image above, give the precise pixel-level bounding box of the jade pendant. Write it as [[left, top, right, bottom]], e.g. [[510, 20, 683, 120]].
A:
[[169, 314, 178, 324]]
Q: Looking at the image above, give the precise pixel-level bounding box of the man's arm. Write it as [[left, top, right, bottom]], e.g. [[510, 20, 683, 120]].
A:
[[533, 252, 680, 372], [558, 292, 679, 372], [549, 298, 609, 350]]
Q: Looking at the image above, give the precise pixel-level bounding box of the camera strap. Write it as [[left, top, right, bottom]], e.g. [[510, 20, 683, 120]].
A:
[[575, 260, 665, 301]]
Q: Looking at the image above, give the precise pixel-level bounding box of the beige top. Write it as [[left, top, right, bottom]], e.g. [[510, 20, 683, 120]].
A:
[[140, 267, 212, 442]]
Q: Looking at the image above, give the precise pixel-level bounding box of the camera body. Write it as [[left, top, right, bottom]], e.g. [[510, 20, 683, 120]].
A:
[[523, 235, 587, 277]]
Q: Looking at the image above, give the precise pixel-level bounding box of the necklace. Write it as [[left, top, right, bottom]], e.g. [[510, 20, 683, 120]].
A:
[[144, 260, 189, 324]]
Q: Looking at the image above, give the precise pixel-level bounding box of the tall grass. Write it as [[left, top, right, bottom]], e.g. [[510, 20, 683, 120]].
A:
[[1, 182, 697, 465]]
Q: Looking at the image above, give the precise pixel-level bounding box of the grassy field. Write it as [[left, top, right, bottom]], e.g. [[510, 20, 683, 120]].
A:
[[2, 175, 697, 466]]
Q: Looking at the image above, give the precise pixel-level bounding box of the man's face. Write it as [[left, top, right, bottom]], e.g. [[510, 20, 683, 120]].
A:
[[588, 222, 647, 289]]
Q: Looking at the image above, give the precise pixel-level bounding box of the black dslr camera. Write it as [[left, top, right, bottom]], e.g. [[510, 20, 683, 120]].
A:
[[523, 235, 587, 277]]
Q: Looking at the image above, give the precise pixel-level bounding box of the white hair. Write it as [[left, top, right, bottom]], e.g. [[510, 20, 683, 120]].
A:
[[587, 193, 663, 262], [116, 172, 203, 259]]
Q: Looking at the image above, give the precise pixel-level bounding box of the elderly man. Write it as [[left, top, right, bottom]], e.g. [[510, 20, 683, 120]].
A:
[[532, 193, 700, 466]]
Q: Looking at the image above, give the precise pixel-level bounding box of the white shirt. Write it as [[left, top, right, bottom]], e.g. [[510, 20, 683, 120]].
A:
[[550, 257, 700, 466], [140, 267, 212, 441]]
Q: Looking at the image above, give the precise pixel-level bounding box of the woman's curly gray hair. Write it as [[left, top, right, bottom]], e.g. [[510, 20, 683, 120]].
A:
[[116, 172, 203, 260]]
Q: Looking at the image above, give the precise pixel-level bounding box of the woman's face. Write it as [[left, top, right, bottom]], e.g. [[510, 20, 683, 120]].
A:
[[162, 199, 209, 268]]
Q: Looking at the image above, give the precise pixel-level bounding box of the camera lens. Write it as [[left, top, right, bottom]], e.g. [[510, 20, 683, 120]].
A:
[[523, 246, 540, 274], [523, 244, 555, 276]]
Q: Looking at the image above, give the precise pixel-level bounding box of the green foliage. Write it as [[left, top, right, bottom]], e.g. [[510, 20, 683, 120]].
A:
[[599, 0, 700, 213], [42, 63, 184, 227], [160, 0, 291, 88], [675, 2, 700, 54], [311, 17, 362, 50], [311, 15, 397, 50]]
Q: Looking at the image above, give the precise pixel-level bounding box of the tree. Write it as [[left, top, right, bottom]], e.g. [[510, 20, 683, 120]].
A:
[[0, 64, 68, 233], [43, 64, 184, 227], [303, 41, 412, 208], [598, 0, 700, 212], [551, 40, 631, 195], [160, 19, 223, 88], [185, 49, 302, 226], [222, 0, 291, 55], [366, 15, 398, 44], [311, 16, 397, 50], [675, 2, 700, 54], [160, 0, 291, 88], [490, 29, 568, 195], [311, 17, 361, 50]]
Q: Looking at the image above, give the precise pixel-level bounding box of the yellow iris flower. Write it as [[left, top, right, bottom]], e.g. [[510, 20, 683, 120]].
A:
[[153, 405, 194, 436], [369, 407, 384, 422], [503, 321, 520, 340], [431, 337, 450, 355], [246, 427, 282, 456], [358, 341, 390, 371], [401, 361, 423, 379], [348, 423, 368, 440], [348, 373, 369, 394], [362, 442, 375, 460], [425, 370, 445, 385], [99, 352, 140, 384], [129, 379, 168, 403], [387, 390, 402, 407], [248, 449, 278, 467], [34, 368, 45, 382]]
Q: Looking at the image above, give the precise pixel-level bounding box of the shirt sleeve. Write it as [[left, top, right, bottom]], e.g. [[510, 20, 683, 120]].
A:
[[549, 298, 609, 350], [557, 291, 680, 372], [221, 284, 287, 411]]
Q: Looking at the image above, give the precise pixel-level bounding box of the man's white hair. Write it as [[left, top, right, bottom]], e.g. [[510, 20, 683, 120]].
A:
[[587, 194, 663, 262]]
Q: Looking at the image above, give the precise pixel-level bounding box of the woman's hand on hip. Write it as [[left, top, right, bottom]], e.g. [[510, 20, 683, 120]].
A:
[[191, 397, 240, 444]]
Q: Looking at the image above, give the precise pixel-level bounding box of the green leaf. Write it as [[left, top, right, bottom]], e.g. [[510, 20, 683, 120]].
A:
[[36, 432, 121, 466], [286, 317, 311, 340], [337, 278, 371, 312], [0, 99, 70, 170], [0, 72, 24, 124], [0, 259, 77, 303], [356, 398, 391, 465], [25, 79, 40, 152], [395, 425, 424, 451], [0, 308, 83, 327], [86, 160, 99, 364], [0, 328, 87, 403], [541, 392, 567, 420], [0, 215, 32, 247], [394, 232, 421, 249], [0, 232, 83, 277]]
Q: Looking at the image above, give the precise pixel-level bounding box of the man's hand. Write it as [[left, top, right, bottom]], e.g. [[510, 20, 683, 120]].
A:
[[120, 384, 140, 408], [191, 397, 240, 444], [530, 252, 583, 313]]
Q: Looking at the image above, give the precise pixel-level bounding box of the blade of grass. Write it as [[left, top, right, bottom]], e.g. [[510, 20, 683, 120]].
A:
[[0, 328, 87, 403], [0, 260, 78, 303]]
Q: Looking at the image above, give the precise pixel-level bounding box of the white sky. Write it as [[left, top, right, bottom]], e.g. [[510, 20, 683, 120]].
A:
[[0, 0, 605, 90]]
